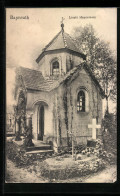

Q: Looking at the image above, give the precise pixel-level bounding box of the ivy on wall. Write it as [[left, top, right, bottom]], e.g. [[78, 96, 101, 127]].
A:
[[14, 91, 26, 141], [53, 95, 57, 139], [63, 84, 68, 130], [14, 90, 34, 147], [63, 83, 70, 146], [57, 93, 62, 145], [91, 83, 96, 118]]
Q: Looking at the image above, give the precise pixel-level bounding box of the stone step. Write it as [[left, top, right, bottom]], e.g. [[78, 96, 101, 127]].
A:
[[26, 144, 52, 152], [26, 149, 53, 154], [6, 133, 15, 137]]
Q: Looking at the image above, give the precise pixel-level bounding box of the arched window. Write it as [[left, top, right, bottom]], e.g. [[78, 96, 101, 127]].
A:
[[52, 61, 59, 75], [77, 90, 85, 112]]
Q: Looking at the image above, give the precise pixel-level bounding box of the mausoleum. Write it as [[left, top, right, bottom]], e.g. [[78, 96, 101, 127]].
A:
[[14, 22, 105, 151]]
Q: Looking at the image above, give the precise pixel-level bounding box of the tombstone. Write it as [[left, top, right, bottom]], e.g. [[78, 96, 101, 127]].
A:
[[87, 139, 97, 148]]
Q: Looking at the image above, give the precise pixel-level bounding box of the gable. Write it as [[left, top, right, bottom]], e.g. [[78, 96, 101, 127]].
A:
[[68, 68, 90, 86], [59, 63, 106, 98], [68, 68, 96, 93]]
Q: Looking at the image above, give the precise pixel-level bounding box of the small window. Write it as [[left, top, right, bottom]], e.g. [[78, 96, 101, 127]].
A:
[[52, 61, 59, 75], [77, 90, 85, 112]]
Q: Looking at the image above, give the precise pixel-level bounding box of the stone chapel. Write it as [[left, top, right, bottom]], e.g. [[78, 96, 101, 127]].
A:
[[14, 22, 105, 152]]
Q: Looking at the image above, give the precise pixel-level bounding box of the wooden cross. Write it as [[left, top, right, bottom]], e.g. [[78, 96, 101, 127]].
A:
[[88, 118, 101, 140], [61, 17, 65, 24]]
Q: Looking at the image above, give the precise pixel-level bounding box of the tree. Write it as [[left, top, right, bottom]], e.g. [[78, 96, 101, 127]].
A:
[[72, 24, 117, 110], [102, 110, 117, 155]]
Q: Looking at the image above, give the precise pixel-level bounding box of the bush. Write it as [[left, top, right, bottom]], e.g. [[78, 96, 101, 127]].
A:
[[102, 112, 117, 155], [56, 143, 86, 156], [6, 141, 32, 166], [57, 146, 72, 155], [80, 139, 116, 164], [75, 143, 86, 154], [6, 141, 46, 167], [95, 139, 116, 164]]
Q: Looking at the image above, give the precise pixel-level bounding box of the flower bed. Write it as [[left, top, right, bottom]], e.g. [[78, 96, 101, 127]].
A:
[[80, 139, 116, 165], [34, 155, 106, 180]]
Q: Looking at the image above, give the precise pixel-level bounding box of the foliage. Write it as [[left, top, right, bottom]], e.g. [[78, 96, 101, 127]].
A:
[[96, 139, 116, 164], [72, 24, 117, 102], [57, 146, 72, 155], [102, 111, 117, 155], [102, 111, 117, 133], [74, 143, 86, 154], [55, 93, 63, 146], [37, 157, 106, 180], [63, 84, 71, 147], [14, 90, 26, 141], [63, 86, 68, 130], [6, 141, 30, 166], [6, 141, 48, 167], [81, 139, 116, 164]]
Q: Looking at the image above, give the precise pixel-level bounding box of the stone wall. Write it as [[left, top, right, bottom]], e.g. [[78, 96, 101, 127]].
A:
[[52, 67, 103, 148]]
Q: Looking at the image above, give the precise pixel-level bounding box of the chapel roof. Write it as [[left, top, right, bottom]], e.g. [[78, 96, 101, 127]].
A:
[[16, 64, 106, 98], [36, 30, 86, 63], [16, 67, 53, 91]]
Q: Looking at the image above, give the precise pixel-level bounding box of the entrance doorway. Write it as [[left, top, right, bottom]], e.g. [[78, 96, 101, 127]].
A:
[[38, 105, 44, 140]]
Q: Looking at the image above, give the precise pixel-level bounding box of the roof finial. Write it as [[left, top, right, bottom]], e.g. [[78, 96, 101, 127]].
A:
[[61, 17, 65, 32]]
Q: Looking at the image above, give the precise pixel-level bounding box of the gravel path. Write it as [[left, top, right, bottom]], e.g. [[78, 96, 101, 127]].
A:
[[5, 158, 117, 183], [84, 165, 117, 183]]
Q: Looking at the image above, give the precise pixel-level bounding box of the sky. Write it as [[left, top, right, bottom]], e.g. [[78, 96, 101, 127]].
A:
[[6, 8, 117, 111]]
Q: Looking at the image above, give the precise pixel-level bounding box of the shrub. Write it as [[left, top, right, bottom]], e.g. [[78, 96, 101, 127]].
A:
[[80, 139, 116, 165], [95, 139, 116, 164], [75, 143, 86, 154], [6, 141, 46, 167], [102, 112, 117, 155], [57, 143, 86, 156], [57, 146, 72, 155]]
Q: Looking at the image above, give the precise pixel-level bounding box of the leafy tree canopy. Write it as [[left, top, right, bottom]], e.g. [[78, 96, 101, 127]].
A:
[[72, 24, 117, 103]]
